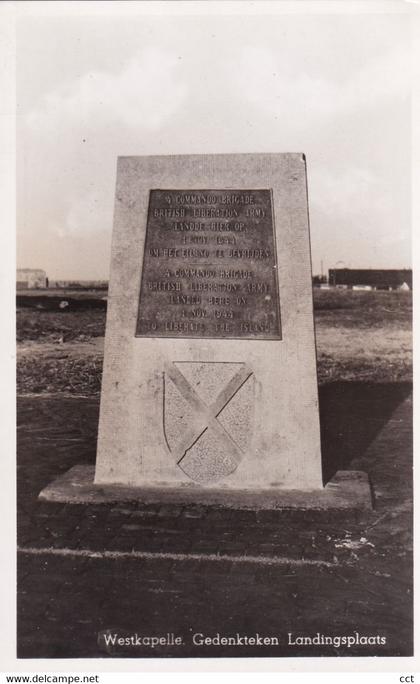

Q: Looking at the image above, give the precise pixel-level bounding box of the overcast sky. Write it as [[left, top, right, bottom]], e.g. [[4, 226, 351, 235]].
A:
[[16, 3, 412, 280]]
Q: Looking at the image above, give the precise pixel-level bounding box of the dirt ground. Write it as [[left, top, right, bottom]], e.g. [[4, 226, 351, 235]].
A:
[[16, 289, 412, 394], [16, 289, 413, 659]]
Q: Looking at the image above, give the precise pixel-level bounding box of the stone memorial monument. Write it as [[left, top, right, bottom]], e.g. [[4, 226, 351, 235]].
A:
[[40, 153, 371, 509]]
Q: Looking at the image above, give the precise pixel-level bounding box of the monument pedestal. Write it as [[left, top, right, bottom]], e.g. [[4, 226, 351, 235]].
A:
[[39, 465, 372, 511]]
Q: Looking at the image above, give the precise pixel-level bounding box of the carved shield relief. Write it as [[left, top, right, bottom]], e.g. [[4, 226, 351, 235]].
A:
[[163, 362, 254, 485]]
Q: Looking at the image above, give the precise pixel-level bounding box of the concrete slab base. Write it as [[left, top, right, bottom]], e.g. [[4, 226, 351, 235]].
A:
[[39, 465, 372, 511]]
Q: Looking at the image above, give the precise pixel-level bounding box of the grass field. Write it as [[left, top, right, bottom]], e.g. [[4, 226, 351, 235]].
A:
[[16, 289, 412, 395]]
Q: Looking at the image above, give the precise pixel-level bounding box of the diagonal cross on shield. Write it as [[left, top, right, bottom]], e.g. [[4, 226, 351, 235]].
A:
[[163, 362, 254, 484]]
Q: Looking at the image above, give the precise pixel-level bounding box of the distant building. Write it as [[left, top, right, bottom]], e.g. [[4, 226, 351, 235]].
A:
[[49, 280, 108, 290], [328, 269, 412, 291], [312, 274, 328, 287], [16, 268, 47, 289]]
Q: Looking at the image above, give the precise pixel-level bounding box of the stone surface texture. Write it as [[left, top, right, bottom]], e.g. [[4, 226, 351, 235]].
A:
[[95, 154, 322, 490], [40, 466, 372, 510]]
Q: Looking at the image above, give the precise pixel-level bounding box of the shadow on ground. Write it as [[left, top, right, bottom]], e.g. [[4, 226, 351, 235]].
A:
[[320, 381, 413, 484]]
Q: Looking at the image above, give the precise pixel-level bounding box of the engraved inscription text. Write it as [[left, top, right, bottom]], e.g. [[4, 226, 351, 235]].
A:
[[136, 189, 281, 339]]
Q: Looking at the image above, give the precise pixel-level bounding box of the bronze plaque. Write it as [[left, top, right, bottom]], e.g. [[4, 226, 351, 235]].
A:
[[136, 189, 281, 339]]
